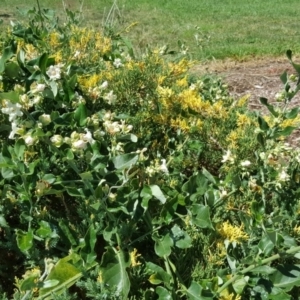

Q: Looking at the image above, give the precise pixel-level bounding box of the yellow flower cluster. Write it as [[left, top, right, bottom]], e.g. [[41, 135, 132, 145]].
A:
[[236, 112, 252, 128], [168, 59, 192, 76], [208, 241, 226, 266], [46, 25, 112, 65], [48, 32, 61, 48], [217, 221, 249, 244], [130, 248, 142, 267], [78, 74, 103, 91], [280, 115, 300, 129]]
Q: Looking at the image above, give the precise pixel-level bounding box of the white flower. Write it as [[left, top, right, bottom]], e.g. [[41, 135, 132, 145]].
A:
[[72, 139, 87, 150], [103, 90, 117, 105], [104, 121, 121, 134], [113, 58, 123, 68], [103, 112, 112, 120], [35, 83, 46, 93], [1, 100, 23, 122], [24, 135, 35, 146], [39, 114, 51, 126], [275, 91, 285, 102], [32, 95, 42, 105], [145, 166, 156, 177], [46, 65, 62, 81], [240, 160, 251, 167], [100, 81, 108, 89], [189, 83, 196, 90], [259, 152, 266, 160], [278, 170, 289, 182], [221, 150, 234, 163], [8, 121, 20, 139], [74, 50, 80, 58], [50, 134, 63, 147], [126, 124, 133, 132], [160, 159, 169, 174], [83, 128, 95, 145], [220, 189, 227, 198]]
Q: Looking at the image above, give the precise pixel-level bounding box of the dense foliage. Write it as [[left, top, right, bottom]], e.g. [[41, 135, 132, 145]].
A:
[[2, 7, 300, 300]]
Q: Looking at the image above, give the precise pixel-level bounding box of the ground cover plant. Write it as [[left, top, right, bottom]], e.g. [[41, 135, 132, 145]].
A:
[[3, 4, 300, 300], [2, 0, 300, 60]]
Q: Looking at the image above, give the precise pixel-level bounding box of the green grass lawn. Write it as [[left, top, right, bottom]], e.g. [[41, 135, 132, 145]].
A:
[[2, 0, 300, 61]]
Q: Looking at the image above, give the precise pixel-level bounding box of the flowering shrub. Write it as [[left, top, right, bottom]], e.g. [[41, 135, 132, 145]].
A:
[[2, 7, 300, 300]]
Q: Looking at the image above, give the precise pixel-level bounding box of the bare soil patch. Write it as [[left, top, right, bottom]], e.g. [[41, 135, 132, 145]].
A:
[[192, 56, 300, 109], [192, 56, 300, 145]]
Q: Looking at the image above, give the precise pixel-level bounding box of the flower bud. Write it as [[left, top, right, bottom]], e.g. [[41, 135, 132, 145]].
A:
[[72, 139, 87, 150], [50, 134, 63, 147], [24, 135, 35, 146], [39, 114, 51, 126]]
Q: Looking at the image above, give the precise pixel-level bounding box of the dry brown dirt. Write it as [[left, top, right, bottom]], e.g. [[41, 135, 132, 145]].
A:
[[192, 56, 300, 145], [192, 56, 300, 110]]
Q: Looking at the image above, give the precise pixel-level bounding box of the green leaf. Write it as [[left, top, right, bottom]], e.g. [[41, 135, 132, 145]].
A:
[[14, 139, 26, 160], [285, 107, 300, 119], [50, 80, 58, 97], [27, 159, 40, 175], [66, 187, 83, 197], [258, 233, 274, 256], [0, 45, 14, 73], [286, 49, 293, 61], [270, 265, 300, 291], [0, 215, 8, 227], [257, 115, 269, 131], [79, 171, 93, 181], [154, 233, 173, 257], [36, 221, 52, 238], [39, 258, 82, 298], [59, 220, 77, 246], [150, 185, 166, 204], [39, 52, 49, 74], [146, 262, 172, 287], [171, 224, 192, 249], [186, 281, 214, 300], [257, 132, 265, 148], [16, 229, 34, 252], [112, 153, 139, 170], [0, 91, 20, 103], [1, 164, 15, 179], [259, 97, 278, 117], [100, 246, 130, 299], [74, 103, 87, 126], [280, 71, 288, 85], [202, 168, 216, 184], [42, 173, 56, 184], [17, 48, 25, 66], [141, 185, 152, 210], [116, 134, 138, 143], [232, 275, 249, 294], [186, 281, 202, 299], [182, 173, 208, 196], [250, 265, 276, 275], [190, 204, 213, 229], [80, 225, 97, 265], [267, 230, 283, 247], [20, 276, 37, 291], [156, 286, 172, 299], [66, 148, 74, 160], [5, 62, 20, 78], [277, 126, 295, 137], [38, 280, 59, 289]]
